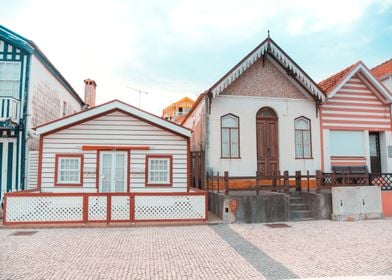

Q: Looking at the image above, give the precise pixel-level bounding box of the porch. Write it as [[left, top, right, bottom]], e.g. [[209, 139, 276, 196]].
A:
[[3, 189, 207, 226], [206, 170, 392, 223]]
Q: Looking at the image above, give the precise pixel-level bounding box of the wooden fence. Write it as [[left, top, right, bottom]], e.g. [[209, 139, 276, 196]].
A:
[[206, 170, 375, 194]]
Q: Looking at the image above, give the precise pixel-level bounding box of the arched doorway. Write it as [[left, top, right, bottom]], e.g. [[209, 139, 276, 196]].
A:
[[256, 107, 279, 176]]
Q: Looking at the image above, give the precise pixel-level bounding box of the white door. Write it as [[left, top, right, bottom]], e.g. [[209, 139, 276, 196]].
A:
[[99, 151, 127, 192], [0, 139, 17, 200]]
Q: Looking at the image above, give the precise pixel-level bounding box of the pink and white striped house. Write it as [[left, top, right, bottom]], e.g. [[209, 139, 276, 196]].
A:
[[319, 61, 392, 173]]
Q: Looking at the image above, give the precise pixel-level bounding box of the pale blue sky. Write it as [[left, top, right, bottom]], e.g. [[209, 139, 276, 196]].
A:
[[1, 0, 391, 114]]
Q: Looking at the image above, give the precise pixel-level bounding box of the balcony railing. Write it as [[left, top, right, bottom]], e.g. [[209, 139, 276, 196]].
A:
[[0, 97, 20, 124]]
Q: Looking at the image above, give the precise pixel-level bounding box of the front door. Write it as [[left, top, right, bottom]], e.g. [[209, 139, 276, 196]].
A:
[[99, 151, 128, 192], [0, 139, 17, 200], [256, 107, 279, 176], [369, 132, 381, 173]]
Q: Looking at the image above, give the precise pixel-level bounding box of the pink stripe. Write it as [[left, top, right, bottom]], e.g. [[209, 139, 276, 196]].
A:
[[322, 112, 390, 118], [321, 107, 387, 113]]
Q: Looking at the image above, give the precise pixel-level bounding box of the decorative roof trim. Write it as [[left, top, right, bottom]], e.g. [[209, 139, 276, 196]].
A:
[[0, 25, 84, 106], [35, 100, 192, 138], [208, 38, 325, 101], [328, 62, 392, 102]]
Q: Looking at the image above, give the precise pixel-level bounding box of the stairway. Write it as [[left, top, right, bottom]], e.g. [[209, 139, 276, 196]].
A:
[[288, 193, 314, 221]]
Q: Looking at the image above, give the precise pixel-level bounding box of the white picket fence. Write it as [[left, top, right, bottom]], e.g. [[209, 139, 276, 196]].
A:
[[3, 190, 207, 225]]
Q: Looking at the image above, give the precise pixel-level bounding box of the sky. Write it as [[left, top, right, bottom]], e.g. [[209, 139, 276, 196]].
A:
[[1, 0, 392, 115]]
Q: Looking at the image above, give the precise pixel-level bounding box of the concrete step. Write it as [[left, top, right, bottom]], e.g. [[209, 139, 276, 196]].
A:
[[289, 203, 309, 211], [290, 217, 315, 222], [289, 210, 313, 221]]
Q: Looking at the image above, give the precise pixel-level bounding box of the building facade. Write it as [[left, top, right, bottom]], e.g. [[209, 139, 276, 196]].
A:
[[0, 25, 85, 200], [182, 36, 325, 186], [319, 61, 392, 173], [162, 97, 194, 123]]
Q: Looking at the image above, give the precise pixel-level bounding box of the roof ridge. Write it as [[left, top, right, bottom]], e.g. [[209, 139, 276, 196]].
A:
[[318, 62, 359, 94]]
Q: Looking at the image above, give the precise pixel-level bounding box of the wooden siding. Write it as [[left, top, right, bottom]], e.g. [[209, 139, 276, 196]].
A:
[[27, 151, 39, 189], [321, 74, 391, 131], [40, 111, 188, 192]]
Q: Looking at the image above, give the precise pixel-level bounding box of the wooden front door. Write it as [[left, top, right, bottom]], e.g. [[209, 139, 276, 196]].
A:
[[256, 107, 279, 176], [369, 132, 381, 173]]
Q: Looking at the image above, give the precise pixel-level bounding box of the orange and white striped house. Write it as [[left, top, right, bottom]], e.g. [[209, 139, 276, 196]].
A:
[[319, 61, 392, 173]]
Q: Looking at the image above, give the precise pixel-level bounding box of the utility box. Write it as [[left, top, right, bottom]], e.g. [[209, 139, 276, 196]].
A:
[[331, 186, 383, 221]]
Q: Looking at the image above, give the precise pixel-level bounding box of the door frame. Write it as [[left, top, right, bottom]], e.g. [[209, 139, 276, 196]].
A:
[[97, 150, 130, 193], [256, 107, 279, 176], [369, 132, 382, 173], [0, 138, 17, 200]]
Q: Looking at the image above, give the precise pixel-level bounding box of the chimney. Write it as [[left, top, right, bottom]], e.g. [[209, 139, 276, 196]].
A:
[[83, 79, 97, 107]]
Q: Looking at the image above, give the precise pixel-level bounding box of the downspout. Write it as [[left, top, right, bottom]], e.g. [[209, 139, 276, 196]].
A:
[[204, 94, 210, 189], [20, 54, 31, 190]]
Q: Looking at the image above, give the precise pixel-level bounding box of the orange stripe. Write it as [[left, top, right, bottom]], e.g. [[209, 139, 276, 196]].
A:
[[82, 145, 150, 151]]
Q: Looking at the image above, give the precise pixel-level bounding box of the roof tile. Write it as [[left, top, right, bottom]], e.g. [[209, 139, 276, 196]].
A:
[[371, 59, 392, 79]]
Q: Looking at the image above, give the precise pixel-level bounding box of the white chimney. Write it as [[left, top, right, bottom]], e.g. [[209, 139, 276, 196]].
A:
[[84, 79, 97, 107]]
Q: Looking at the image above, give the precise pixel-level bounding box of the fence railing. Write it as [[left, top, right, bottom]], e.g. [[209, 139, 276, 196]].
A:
[[3, 189, 207, 225], [0, 97, 20, 123], [207, 170, 315, 194], [206, 170, 391, 194]]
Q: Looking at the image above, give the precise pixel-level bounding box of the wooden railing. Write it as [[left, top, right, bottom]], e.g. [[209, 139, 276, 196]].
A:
[[206, 170, 315, 194], [0, 97, 20, 123], [206, 169, 381, 194]]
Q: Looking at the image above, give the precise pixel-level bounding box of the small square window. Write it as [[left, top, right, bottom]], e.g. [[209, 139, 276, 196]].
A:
[[146, 156, 172, 186], [55, 155, 83, 186]]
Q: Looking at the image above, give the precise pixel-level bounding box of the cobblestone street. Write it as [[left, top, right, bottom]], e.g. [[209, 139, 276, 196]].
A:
[[1, 220, 391, 279]]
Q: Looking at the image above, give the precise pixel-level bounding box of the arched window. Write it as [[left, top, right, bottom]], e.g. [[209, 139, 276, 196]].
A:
[[295, 117, 312, 159], [221, 114, 240, 158]]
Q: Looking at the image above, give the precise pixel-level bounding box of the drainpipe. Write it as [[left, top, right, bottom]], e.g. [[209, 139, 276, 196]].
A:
[[204, 94, 209, 188]]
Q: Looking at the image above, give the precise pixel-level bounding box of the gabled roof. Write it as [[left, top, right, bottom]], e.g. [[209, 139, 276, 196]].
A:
[[318, 61, 392, 102], [35, 100, 192, 138], [207, 36, 325, 101], [0, 25, 84, 106], [319, 62, 358, 94], [371, 59, 392, 80]]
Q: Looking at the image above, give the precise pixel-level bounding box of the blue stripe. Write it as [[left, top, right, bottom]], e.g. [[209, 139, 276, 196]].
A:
[[0, 143, 3, 196], [7, 142, 13, 192], [6, 99, 9, 118], [1, 100, 4, 117]]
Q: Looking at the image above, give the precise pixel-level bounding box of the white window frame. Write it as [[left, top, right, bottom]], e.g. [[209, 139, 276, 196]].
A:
[[294, 116, 312, 159], [56, 155, 82, 185], [146, 156, 172, 186], [0, 61, 21, 99]]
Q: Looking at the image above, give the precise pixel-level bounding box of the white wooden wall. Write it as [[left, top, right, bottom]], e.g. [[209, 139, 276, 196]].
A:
[[27, 151, 39, 189], [40, 110, 188, 193]]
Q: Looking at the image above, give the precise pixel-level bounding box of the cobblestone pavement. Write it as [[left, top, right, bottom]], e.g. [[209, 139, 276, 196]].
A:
[[0, 220, 391, 279]]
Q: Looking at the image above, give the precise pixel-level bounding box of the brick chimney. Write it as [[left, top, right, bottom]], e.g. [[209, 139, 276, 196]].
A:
[[83, 79, 97, 107]]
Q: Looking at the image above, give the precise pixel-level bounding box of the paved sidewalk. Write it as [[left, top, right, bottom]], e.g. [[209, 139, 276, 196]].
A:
[[0, 220, 391, 279]]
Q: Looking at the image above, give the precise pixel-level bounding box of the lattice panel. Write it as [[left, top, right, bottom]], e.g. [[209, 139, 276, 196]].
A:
[[370, 174, 392, 191], [135, 195, 205, 220], [6, 196, 83, 223], [88, 196, 107, 221], [111, 196, 131, 221]]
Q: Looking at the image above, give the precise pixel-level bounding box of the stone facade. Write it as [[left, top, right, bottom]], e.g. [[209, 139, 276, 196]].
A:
[[222, 58, 307, 99]]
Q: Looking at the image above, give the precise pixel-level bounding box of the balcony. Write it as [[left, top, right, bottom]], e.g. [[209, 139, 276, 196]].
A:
[[0, 97, 20, 124]]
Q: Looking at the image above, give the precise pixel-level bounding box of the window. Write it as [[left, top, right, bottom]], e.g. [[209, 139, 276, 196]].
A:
[[55, 155, 83, 186], [330, 131, 364, 156], [0, 61, 21, 98], [146, 155, 172, 186], [221, 114, 240, 158], [295, 117, 312, 158]]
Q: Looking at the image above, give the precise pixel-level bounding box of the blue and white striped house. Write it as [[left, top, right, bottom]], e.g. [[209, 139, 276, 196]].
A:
[[0, 25, 86, 200]]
